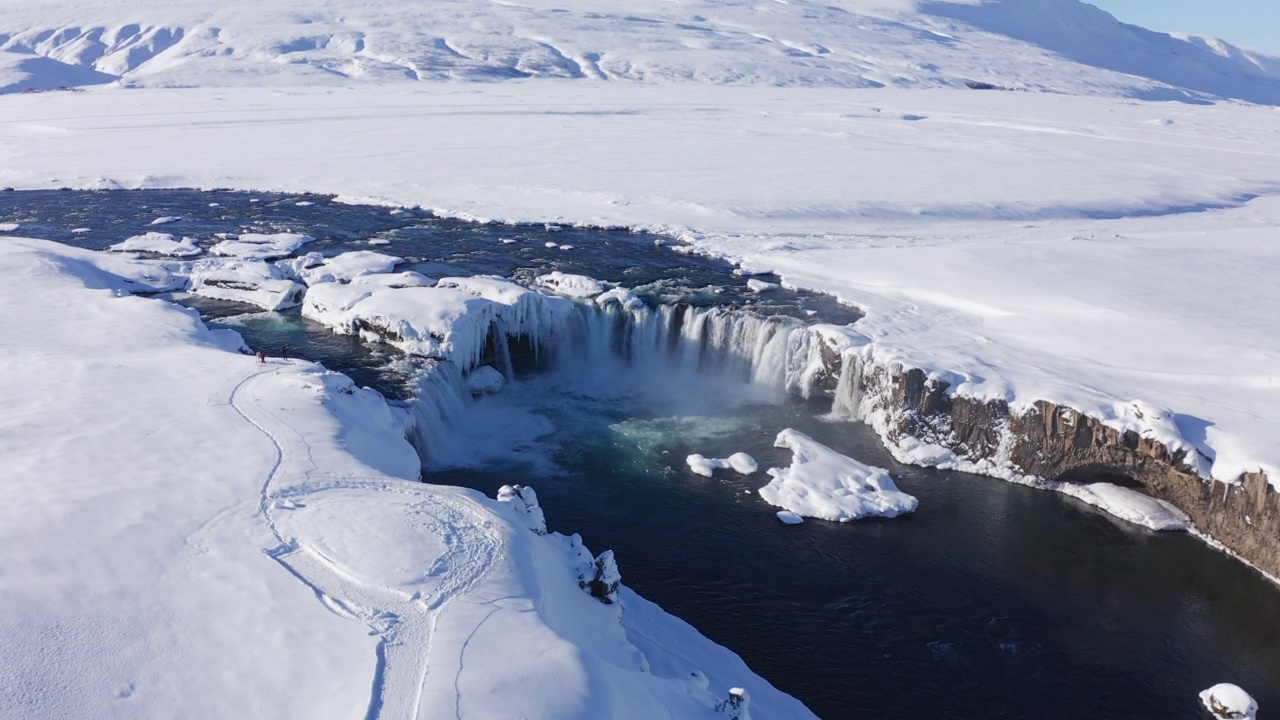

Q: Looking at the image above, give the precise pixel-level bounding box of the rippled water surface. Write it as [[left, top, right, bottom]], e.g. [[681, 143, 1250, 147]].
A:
[[5, 190, 1279, 719]]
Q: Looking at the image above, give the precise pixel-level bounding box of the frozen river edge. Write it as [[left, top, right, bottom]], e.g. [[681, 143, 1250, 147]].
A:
[[0, 237, 816, 719]]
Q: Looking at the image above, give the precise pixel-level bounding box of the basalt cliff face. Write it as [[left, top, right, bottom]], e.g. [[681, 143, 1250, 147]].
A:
[[826, 354, 1280, 580]]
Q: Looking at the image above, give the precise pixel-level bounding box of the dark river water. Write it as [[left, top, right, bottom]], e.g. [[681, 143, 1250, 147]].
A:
[[4, 190, 1278, 719]]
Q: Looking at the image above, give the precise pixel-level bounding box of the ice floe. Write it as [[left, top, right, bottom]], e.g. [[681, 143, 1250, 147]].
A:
[[760, 429, 918, 522]]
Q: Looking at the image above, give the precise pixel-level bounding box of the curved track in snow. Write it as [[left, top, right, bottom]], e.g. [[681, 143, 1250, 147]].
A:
[[227, 363, 502, 719]]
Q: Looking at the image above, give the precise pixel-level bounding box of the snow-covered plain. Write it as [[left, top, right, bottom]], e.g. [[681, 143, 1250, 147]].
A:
[[4, 0, 1280, 715], [0, 237, 816, 719]]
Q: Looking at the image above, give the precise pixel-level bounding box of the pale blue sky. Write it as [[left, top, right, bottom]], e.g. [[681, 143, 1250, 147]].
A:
[[1088, 0, 1280, 52]]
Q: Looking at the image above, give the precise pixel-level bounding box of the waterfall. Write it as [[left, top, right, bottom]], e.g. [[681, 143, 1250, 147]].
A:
[[404, 360, 474, 465], [403, 296, 845, 468]]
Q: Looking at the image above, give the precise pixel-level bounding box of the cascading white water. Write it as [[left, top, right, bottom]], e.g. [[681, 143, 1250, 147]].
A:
[[404, 359, 475, 465]]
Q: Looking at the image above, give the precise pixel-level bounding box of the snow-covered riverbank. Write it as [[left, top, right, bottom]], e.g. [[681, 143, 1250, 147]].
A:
[[2, 82, 1277, 492], [0, 237, 814, 718]]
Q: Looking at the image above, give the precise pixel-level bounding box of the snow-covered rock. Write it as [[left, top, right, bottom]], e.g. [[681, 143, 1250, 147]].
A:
[[687, 452, 758, 477], [211, 232, 315, 260], [497, 484, 546, 535], [295, 250, 403, 286], [188, 258, 306, 311], [536, 271, 605, 298], [109, 232, 202, 257], [760, 429, 918, 522], [465, 365, 505, 395], [596, 287, 646, 311], [1200, 683, 1258, 720]]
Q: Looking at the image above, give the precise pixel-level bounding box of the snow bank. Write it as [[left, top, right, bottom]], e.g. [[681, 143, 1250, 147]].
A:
[[686, 452, 758, 477], [760, 429, 918, 522], [1199, 683, 1258, 720], [109, 232, 202, 257], [211, 232, 315, 260], [536, 271, 605, 298], [1057, 482, 1191, 532]]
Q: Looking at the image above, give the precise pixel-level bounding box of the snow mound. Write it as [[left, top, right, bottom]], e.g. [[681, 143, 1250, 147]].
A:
[[188, 258, 306, 311], [109, 232, 202, 257], [760, 429, 918, 522], [211, 232, 315, 260], [1199, 683, 1258, 720], [1057, 482, 1190, 531], [295, 250, 403, 285], [536, 271, 605, 298], [686, 452, 758, 477]]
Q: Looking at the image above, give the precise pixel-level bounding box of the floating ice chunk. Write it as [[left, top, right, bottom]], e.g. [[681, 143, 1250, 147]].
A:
[[727, 452, 758, 474], [545, 241, 559, 248], [295, 200, 315, 206], [536, 271, 605, 298], [747, 279, 777, 293], [109, 232, 203, 257], [595, 287, 645, 310], [776, 510, 805, 525], [296, 251, 403, 286], [1200, 684, 1257, 720], [686, 452, 758, 477], [188, 258, 306, 311], [348, 271, 433, 289], [499, 238, 517, 244], [465, 366, 505, 395], [560, 245, 575, 251], [760, 429, 918, 521], [367, 238, 391, 246], [0, 223, 20, 232], [1057, 482, 1190, 531], [148, 216, 181, 226], [71, 228, 91, 234], [211, 232, 315, 260], [687, 454, 719, 477]]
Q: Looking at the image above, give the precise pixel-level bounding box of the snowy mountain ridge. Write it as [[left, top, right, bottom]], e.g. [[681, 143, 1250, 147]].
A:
[[2, 0, 1280, 104]]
